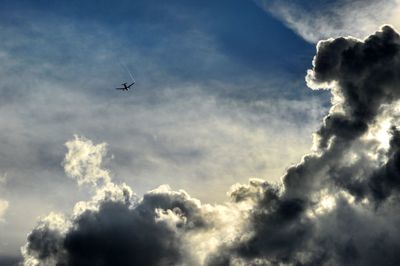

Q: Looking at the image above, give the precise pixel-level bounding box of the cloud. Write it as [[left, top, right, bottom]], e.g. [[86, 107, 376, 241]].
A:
[[210, 25, 400, 265], [256, 0, 400, 43], [0, 173, 8, 222], [0, 14, 323, 254], [21, 19, 400, 266], [23, 197, 186, 266], [22, 137, 186, 266], [0, 172, 7, 184], [63, 135, 111, 187], [0, 199, 8, 221], [22, 137, 251, 265]]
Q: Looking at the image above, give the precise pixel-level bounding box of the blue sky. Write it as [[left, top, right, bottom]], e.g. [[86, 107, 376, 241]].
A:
[[0, 0, 315, 90], [4, 0, 389, 260]]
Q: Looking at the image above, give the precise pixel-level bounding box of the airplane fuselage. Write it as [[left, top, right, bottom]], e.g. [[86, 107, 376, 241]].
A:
[[116, 81, 135, 91]]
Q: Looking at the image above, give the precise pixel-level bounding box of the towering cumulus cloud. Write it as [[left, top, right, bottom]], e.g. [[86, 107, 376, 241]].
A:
[[23, 26, 400, 265], [212, 25, 400, 265]]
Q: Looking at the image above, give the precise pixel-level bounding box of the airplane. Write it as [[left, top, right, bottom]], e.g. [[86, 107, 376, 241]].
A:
[[115, 82, 135, 91]]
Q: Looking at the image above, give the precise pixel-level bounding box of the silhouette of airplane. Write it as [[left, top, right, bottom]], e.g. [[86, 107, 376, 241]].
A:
[[116, 82, 135, 91]]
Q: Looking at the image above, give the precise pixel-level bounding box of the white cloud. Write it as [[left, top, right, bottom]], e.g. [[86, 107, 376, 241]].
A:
[[256, 0, 400, 42], [63, 135, 111, 187]]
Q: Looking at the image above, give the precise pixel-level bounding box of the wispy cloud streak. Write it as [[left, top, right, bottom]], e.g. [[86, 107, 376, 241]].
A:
[[256, 0, 400, 42]]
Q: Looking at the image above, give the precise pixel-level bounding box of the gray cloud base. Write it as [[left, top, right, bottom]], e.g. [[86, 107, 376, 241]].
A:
[[25, 186, 205, 266]]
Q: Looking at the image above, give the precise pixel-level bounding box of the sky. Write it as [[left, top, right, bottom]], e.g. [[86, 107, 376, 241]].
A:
[[2, 0, 400, 265]]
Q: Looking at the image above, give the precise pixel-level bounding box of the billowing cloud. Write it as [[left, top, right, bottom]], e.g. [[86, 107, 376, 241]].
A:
[[211, 25, 400, 265], [22, 26, 400, 266], [22, 136, 250, 266], [63, 135, 111, 187]]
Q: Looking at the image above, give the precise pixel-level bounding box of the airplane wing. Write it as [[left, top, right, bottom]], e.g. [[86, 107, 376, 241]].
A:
[[127, 82, 135, 88]]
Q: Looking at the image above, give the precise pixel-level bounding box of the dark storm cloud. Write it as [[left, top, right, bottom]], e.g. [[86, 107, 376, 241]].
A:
[[210, 25, 400, 265], [64, 201, 182, 266], [24, 186, 206, 266], [236, 192, 312, 263], [26, 226, 66, 264], [308, 25, 400, 203], [310, 25, 400, 148], [23, 26, 400, 266]]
